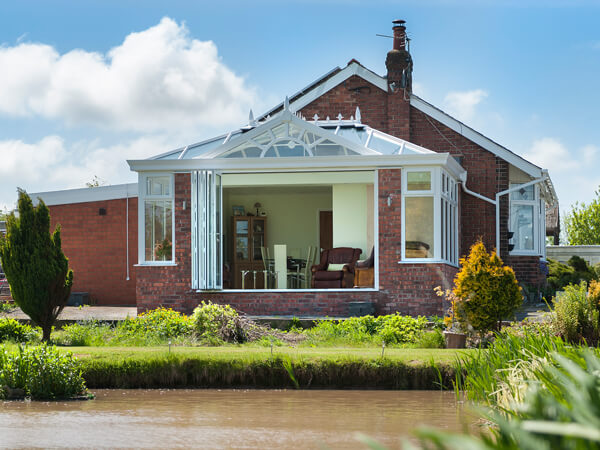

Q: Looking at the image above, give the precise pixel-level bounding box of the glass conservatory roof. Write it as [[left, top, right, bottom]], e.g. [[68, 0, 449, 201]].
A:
[[152, 107, 435, 161]]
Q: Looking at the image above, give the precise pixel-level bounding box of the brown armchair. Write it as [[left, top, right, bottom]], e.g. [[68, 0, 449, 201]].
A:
[[311, 247, 362, 288]]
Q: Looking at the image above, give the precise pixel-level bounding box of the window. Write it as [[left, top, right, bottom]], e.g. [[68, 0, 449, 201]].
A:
[[402, 168, 458, 264], [140, 174, 174, 263], [509, 183, 545, 256]]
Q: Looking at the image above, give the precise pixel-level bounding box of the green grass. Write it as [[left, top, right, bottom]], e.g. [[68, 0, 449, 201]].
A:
[[0, 345, 470, 390], [60, 345, 471, 364]]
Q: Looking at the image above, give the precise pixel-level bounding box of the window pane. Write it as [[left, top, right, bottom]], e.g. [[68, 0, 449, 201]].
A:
[[406, 172, 431, 191], [510, 184, 534, 200], [145, 200, 173, 261], [146, 176, 170, 196], [511, 204, 534, 251], [405, 197, 434, 258]]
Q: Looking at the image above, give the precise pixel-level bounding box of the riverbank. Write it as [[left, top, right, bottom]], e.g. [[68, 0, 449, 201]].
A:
[[65, 346, 470, 390]]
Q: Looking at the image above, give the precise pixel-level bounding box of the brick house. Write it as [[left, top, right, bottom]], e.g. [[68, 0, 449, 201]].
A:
[[32, 21, 557, 315]]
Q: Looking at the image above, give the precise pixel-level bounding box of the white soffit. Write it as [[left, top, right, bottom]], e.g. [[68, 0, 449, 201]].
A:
[[222, 171, 374, 187], [30, 183, 138, 206]]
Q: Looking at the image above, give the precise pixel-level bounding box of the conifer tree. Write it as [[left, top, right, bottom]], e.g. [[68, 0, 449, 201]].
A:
[[0, 190, 73, 341], [453, 240, 522, 333]]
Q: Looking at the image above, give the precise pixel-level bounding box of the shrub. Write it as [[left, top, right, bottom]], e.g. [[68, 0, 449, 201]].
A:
[[0, 190, 73, 342], [378, 315, 428, 344], [0, 344, 86, 400], [0, 318, 37, 343], [191, 301, 244, 343], [414, 329, 445, 348], [453, 240, 522, 333], [546, 256, 597, 297], [119, 308, 191, 340], [57, 321, 111, 346], [553, 282, 599, 343]]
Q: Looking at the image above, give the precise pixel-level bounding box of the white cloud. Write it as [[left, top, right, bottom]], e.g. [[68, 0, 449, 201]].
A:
[[523, 137, 579, 174], [0, 135, 172, 210], [443, 89, 488, 122], [0, 18, 258, 133], [582, 144, 599, 164]]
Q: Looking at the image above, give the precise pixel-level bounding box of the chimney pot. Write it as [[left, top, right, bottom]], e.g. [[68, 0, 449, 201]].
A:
[[386, 19, 413, 92]]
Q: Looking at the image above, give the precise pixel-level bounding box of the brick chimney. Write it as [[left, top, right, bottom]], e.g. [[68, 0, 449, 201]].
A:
[[385, 20, 412, 93]]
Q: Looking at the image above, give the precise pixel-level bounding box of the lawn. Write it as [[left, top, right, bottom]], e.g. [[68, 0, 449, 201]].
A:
[[60, 345, 472, 366]]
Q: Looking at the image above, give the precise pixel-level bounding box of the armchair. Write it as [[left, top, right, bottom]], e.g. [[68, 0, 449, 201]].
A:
[[311, 247, 362, 288]]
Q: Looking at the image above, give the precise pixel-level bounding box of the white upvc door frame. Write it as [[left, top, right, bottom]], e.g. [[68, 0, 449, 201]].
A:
[[191, 170, 223, 290]]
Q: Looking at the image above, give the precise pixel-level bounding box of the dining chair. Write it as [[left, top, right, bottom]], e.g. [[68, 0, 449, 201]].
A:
[[294, 245, 318, 289], [260, 246, 276, 288]]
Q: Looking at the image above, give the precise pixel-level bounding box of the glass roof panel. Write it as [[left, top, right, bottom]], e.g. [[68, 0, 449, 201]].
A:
[[271, 123, 288, 140], [176, 136, 229, 159], [367, 134, 402, 155], [253, 131, 272, 146], [335, 127, 369, 146], [289, 123, 304, 139]]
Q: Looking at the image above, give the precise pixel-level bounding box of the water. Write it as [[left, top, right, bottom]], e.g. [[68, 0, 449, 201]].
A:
[[0, 390, 474, 449]]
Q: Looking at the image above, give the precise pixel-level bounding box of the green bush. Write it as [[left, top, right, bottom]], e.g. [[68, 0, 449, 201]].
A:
[[553, 282, 599, 343], [303, 314, 429, 346], [546, 256, 597, 297], [57, 321, 112, 346], [119, 307, 191, 340], [453, 240, 522, 333], [0, 344, 86, 399], [414, 329, 445, 349], [191, 301, 244, 343], [0, 318, 37, 343]]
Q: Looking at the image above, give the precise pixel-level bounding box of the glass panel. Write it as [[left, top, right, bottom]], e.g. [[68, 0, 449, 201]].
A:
[[146, 176, 170, 196], [367, 134, 402, 154], [288, 123, 303, 139], [253, 131, 272, 146], [273, 142, 306, 157], [252, 234, 264, 261], [510, 184, 535, 200], [406, 172, 431, 191], [336, 127, 369, 145], [253, 219, 265, 233], [144, 200, 173, 261], [244, 147, 262, 157], [235, 237, 249, 260], [511, 204, 534, 251], [236, 220, 249, 235], [405, 197, 434, 258], [271, 123, 287, 139], [225, 151, 244, 158]]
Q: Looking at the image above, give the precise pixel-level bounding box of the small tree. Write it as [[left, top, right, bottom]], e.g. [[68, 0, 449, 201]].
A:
[[564, 187, 600, 245], [453, 240, 522, 333], [0, 190, 73, 341]]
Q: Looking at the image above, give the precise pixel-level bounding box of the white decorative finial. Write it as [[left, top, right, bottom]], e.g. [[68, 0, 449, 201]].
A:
[[355, 106, 362, 123], [284, 96, 290, 111], [248, 109, 256, 126], [337, 113, 343, 122], [350, 115, 354, 121], [326, 116, 330, 123], [313, 114, 319, 121]]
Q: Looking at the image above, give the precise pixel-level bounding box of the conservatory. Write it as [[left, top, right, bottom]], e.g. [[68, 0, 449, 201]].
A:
[[128, 104, 464, 292]]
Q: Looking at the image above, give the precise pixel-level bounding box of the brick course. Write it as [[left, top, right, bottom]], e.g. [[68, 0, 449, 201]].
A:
[[49, 198, 138, 305]]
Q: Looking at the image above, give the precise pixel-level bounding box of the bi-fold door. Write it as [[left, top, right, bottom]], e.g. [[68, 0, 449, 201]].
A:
[[191, 171, 222, 290]]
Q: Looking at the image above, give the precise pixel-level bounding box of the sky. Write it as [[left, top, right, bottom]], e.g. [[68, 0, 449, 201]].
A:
[[0, 0, 599, 216]]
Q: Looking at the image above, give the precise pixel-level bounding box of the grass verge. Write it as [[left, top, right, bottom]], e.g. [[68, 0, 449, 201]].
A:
[[52, 346, 471, 390]]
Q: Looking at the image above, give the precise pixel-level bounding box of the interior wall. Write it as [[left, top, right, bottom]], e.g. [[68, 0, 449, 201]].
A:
[[223, 187, 332, 260], [332, 184, 369, 259]]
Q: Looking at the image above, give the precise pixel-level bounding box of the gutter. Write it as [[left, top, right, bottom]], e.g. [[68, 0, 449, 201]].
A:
[[459, 172, 548, 255]]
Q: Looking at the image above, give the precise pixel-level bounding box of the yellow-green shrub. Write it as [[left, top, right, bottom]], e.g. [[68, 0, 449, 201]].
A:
[[453, 240, 522, 333]]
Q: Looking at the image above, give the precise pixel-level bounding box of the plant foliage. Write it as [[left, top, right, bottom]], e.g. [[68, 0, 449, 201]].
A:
[[0, 318, 37, 343], [564, 187, 600, 245], [0, 190, 73, 341], [0, 344, 86, 400], [453, 240, 522, 333]]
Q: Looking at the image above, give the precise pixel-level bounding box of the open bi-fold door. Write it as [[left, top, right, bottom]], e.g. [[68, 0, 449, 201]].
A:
[[191, 171, 222, 290]]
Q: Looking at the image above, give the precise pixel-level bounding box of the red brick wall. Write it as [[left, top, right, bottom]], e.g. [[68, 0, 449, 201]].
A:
[[136, 172, 458, 317], [48, 197, 138, 305], [300, 79, 541, 287]]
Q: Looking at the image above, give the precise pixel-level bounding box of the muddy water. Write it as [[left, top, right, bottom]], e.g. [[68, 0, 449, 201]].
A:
[[0, 390, 475, 449]]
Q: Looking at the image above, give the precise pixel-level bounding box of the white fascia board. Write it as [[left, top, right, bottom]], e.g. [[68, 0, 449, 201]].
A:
[[281, 63, 387, 116], [30, 183, 138, 206], [410, 95, 544, 178], [128, 153, 466, 177]]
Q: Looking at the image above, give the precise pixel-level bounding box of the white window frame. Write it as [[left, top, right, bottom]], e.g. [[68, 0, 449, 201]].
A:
[[509, 184, 544, 257], [400, 167, 459, 266], [137, 172, 176, 265]]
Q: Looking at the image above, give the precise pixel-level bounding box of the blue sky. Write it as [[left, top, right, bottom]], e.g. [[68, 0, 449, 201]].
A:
[[0, 1, 599, 217]]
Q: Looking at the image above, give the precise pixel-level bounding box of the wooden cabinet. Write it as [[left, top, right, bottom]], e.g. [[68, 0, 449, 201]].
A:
[[231, 216, 267, 289]]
